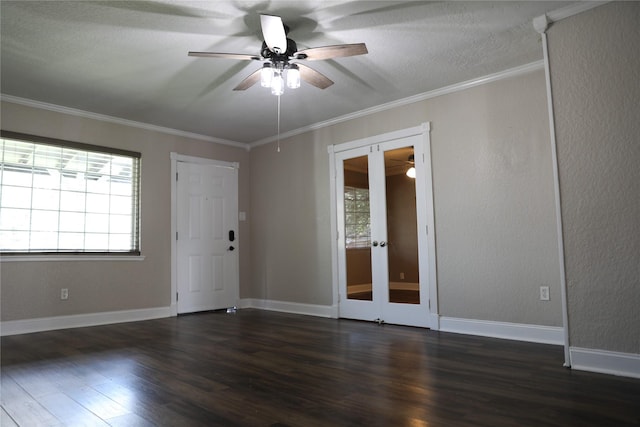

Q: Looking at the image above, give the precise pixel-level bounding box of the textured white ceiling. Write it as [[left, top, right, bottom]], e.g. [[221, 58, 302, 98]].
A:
[[0, 1, 569, 145]]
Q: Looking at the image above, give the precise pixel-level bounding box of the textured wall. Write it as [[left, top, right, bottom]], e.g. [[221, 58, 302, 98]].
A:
[[0, 101, 251, 321], [427, 70, 561, 325], [547, 2, 640, 353], [250, 69, 563, 327]]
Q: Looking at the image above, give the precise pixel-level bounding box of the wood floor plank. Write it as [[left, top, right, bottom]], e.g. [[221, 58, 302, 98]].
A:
[[1, 406, 20, 427], [37, 392, 110, 426], [63, 385, 131, 420], [0, 375, 62, 427], [2, 309, 639, 427]]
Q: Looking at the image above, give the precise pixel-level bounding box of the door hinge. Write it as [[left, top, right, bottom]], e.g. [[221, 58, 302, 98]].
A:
[[176, 292, 179, 301], [176, 231, 178, 240], [426, 225, 428, 235], [176, 172, 178, 181]]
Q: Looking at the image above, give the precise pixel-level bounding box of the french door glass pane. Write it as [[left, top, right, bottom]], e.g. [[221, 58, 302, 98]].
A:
[[384, 147, 420, 304], [343, 155, 372, 301]]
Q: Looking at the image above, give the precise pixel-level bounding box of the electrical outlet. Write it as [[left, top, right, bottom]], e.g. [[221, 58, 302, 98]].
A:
[[61, 288, 69, 300], [539, 286, 549, 301]]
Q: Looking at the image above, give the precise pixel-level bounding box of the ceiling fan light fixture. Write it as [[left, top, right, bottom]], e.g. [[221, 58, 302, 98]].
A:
[[406, 154, 416, 178], [286, 64, 300, 89], [260, 63, 273, 88], [271, 72, 284, 96], [406, 167, 416, 179]]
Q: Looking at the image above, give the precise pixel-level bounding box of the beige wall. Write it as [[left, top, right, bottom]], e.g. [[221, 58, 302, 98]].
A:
[[250, 68, 563, 327], [0, 101, 251, 321], [547, 2, 640, 354]]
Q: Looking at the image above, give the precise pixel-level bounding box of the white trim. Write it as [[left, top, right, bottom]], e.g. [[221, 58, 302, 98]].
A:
[[327, 144, 340, 314], [534, 10, 573, 368], [250, 62, 542, 148], [0, 255, 145, 262], [420, 123, 438, 328], [570, 347, 640, 379], [239, 298, 337, 319], [0, 306, 171, 336], [331, 122, 428, 154], [170, 152, 240, 169], [545, 1, 609, 23], [439, 317, 564, 345], [0, 94, 247, 149]]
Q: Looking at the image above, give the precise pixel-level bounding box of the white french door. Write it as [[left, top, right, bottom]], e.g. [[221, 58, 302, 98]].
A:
[[174, 158, 239, 314], [332, 125, 436, 328]]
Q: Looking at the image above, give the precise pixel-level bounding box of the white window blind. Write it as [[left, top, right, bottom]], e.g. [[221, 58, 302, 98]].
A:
[[0, 131, 141, 254], [344, 185, 371, 249]]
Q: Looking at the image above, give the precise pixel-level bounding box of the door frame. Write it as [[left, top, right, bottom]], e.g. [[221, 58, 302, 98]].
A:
[[170, 152, 239, 316], [328, 123, 439, 329]]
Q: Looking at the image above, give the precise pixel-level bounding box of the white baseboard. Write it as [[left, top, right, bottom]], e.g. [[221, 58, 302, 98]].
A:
[[0, 306, 172, 336], [439, 316, 564, 345], [239, 298, 337, 318], [570, 347, 640, 379]]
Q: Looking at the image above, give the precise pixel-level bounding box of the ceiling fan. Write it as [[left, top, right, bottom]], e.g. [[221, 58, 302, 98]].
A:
[[188, 14, 368, 96], [388, 153, 416, 178]]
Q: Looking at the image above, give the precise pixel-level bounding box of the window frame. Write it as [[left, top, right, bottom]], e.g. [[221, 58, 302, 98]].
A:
[[0, 130, 142, 257]]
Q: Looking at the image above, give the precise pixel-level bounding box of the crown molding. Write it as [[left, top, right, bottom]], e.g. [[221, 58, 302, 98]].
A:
[[2, 60, 544, 151], [249, 60, 544, 148], [535, 1, 610, 33], [0, 94, 248, 150], [546, 1, 609, 23]]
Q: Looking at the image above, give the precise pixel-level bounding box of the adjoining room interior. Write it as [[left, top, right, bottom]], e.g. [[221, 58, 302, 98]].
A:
[[344, 146, 421, 304], [1, 1, 639, 425]]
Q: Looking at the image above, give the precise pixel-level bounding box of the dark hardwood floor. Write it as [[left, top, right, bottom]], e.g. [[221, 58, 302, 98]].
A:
[[1, 309, 639, 426]]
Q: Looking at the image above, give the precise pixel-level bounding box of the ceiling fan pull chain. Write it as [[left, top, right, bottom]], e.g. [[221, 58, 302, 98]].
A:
[[277, 94, 281, 153]]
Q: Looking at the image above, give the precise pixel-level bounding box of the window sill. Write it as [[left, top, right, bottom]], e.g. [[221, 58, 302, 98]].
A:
[[0, 255, 146, 262]]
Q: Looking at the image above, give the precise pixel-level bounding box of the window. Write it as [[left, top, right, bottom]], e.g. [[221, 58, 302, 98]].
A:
[[0, 131, 141, 255], [344, 186, 371, 249]]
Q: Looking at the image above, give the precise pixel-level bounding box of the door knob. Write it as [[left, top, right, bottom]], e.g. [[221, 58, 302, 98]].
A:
[[228, 246, 235, 251], [372, 241, 379, 247], [379, 241, 387, 247]]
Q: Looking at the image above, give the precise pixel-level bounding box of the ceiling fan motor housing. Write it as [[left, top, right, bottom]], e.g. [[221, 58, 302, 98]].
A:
[[261, 38, 298, 62]]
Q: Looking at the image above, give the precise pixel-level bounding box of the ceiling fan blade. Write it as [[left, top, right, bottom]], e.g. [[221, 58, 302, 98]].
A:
[[295, 43, 368, 61], [260, 14, 287, 54], [298, 64, 333, 89], [233, 69, 261, 91], [188, 52, 260, 61]]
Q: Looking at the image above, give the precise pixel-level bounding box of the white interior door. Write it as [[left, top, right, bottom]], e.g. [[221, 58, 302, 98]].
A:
[[335, 132, 433, 327], [176, 160, 238, 314]]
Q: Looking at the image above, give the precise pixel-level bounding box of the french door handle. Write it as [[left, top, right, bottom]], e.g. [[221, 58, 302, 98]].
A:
[[379, 241, 387, 247], [372, 241, 378, 247]]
